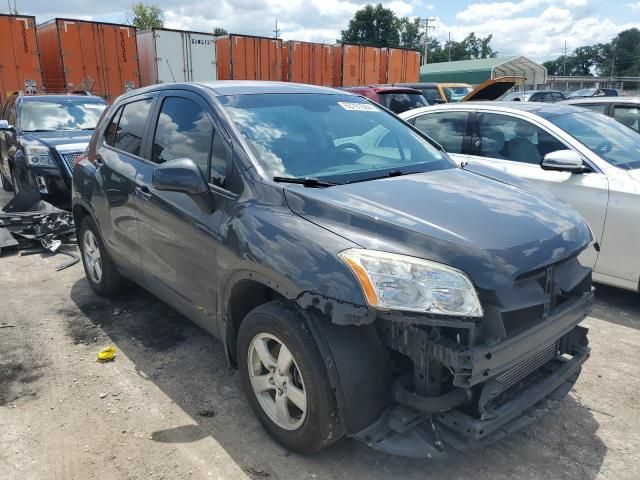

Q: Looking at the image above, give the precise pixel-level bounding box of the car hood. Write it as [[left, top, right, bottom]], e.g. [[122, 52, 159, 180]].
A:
[[284, 168, 591, 290], [20, 130, 94, 149]]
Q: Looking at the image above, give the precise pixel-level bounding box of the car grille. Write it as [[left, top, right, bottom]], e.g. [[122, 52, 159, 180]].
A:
[[59, 152, 83, 176], [495, 341, 557, 391], [496, 254, 591, 338]]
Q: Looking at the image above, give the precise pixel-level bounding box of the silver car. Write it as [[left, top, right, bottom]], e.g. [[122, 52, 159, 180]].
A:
[[400, 102, 640, 292]]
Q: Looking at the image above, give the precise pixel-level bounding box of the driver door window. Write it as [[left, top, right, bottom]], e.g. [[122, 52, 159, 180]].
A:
[[476, 113, 566, 164]]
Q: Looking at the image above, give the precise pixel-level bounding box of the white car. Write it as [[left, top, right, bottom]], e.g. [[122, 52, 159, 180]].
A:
[[400, 102, 640, 292]]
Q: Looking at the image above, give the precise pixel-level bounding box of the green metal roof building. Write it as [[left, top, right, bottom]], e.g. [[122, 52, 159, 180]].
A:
[[420, 56, 547, 87]]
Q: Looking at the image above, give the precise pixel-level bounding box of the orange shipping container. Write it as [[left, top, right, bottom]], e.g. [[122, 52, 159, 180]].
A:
[[283, 41, 333, 86], [0, 14, 42, 108], [336, 44, 381, 87], [37, 19, 139, 102], [381, 48, 420, 84], [216, 34, 282, 81]]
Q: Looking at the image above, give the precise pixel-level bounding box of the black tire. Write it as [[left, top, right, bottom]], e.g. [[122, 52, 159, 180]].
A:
[[78, 215, 123, 297], [1, 172, 12, 192], [237, 300, 343, 453]]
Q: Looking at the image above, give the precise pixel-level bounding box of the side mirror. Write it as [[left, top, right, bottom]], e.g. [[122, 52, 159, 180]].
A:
[[0, 120, 15, 133], [152, 158, 215, 212], [152, 158, 209, 195], [541, 150, 586, 173]]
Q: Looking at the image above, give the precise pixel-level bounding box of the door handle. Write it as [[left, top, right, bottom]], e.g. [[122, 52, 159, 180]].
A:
[[134, 185, 152, 201]]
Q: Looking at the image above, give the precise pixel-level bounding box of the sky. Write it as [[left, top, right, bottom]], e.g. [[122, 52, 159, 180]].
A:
[[8, 0, 640, 61]]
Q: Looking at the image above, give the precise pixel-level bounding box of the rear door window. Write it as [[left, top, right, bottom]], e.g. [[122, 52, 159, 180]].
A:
[[613, 105, 639, 132], [420, 87, 441, 105], [113, 98, 153, 157], [151, 96, 214, 177], [378, 93, 428, 114], [413, 111, 470, 154], [577, 103, 608, 114], [477, 112, 567, 163]]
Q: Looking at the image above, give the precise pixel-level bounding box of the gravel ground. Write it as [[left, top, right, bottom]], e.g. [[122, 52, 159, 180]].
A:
[[1, 189, 639, 480]]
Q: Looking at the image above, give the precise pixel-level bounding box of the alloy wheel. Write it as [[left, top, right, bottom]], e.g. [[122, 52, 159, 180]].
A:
[[247, 332, 307, 431], [83, 229, 103, 284]]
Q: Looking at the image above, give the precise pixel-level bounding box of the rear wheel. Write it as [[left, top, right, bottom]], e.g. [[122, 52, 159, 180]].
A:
[[79, 216, 123, 296], [237, 301, 343, 453]]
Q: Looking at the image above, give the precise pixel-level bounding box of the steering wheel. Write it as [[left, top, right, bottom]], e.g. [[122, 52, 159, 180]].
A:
[[335, 143, 363, 155], [595, 140, 612, 155]]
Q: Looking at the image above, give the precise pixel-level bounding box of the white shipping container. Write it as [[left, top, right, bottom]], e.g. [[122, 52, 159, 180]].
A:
[[137, 28, 216, 86]]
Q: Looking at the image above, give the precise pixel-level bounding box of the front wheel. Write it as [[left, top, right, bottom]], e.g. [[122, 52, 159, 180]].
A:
[[237, 301, 343, 453], [79, 216, 123, 297]]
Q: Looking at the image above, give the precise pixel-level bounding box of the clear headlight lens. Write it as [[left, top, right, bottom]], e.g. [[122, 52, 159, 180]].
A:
[[339, 249, 483, 317], [25, 146, 55, 167]]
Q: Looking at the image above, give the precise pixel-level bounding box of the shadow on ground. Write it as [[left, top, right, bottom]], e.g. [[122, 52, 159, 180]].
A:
[[591, 283, 640, 331], [66, 278, 607, 480]]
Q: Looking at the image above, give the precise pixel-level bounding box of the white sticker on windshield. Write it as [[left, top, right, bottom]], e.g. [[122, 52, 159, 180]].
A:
[[338, 102, 379, 112], [85, 104, 106, 109]]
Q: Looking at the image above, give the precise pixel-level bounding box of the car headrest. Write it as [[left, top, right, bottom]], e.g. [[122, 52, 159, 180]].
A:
[[515, 122, 537, 137]]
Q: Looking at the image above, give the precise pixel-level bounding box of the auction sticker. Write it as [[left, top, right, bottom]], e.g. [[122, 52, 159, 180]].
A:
[[338, 102, 379, 112]]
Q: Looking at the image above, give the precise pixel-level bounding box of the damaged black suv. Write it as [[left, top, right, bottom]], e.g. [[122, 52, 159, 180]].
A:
[[72, 82, 593, 456]]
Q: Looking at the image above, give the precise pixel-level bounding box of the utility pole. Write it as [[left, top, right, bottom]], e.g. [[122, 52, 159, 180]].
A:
[[448, 32, 451, 62], [609, 43, 616, 84], [422, 16, 436, 66], [563, 40, 567, 76], [273, 19, 280, 39]]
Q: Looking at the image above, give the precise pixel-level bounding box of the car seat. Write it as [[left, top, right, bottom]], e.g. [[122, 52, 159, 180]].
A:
[[481, 128, 505, 158], [506, 122, 541, 164]]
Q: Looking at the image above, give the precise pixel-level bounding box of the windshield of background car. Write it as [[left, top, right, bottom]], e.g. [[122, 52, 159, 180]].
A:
[[550, 111, 640, 169], [570, 89, 595, 97], [19, 99, 107, 132], [443, 86, 473, 102], [219, 93, 454, 183], [377, 92, 428, 113]]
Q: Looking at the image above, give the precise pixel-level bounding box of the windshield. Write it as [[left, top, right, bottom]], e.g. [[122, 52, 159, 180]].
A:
[[570, 89, 595, 97], [377, 92, 428, 113], [219, 93, 453, 184], [549, 112, 640, 169], [443, 86, 473, 102], [19, 99, 106, 132]]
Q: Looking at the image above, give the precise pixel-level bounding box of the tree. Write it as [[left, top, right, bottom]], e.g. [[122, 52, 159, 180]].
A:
[[213, 27, 228, 37], [340, 4, 400, 47], [127, 3, 165, 29], [425, 33, 496, 63], [398, 17, 423, 50]]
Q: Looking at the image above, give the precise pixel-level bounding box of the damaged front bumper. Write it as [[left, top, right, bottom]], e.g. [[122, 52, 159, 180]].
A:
[[355, 292, 592, 457]]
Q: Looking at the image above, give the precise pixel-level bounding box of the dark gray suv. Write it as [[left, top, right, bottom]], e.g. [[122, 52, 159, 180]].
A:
[[72, 81, 593, 457]]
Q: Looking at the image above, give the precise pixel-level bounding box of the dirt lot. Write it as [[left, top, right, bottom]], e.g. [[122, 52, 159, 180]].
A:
[[1, 188, 639, 480]]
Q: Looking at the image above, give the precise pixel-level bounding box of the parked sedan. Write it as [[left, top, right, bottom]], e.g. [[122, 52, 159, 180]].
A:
[[401, 102, 640, 292], [502, 90, 568, 102], [0, 94, 107, 206], [562, 96, 639, 132], [73, 82, 592, 456], [340, 85, 428, 113], [569, 88, 618, 98]]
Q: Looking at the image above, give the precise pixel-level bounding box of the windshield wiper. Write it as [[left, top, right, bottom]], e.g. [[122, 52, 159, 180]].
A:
[[273, 176, 338, 187], [23, 129, 57, 132], [346, 169, 410, 184]]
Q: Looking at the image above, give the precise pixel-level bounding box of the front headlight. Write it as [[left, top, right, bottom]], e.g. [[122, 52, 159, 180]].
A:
[[339, 249, 483, 317], [25, 145, 55, 167]]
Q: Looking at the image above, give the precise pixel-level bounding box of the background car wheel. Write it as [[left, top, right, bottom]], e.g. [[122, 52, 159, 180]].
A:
[[10, 170, 19, 194], [1, 172, 12, 192], [79, 216, 123, 297], [237, 300, 343, 453]]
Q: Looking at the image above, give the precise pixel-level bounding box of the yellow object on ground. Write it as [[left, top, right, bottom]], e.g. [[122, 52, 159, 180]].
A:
[[97, 346, 117, 362]]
